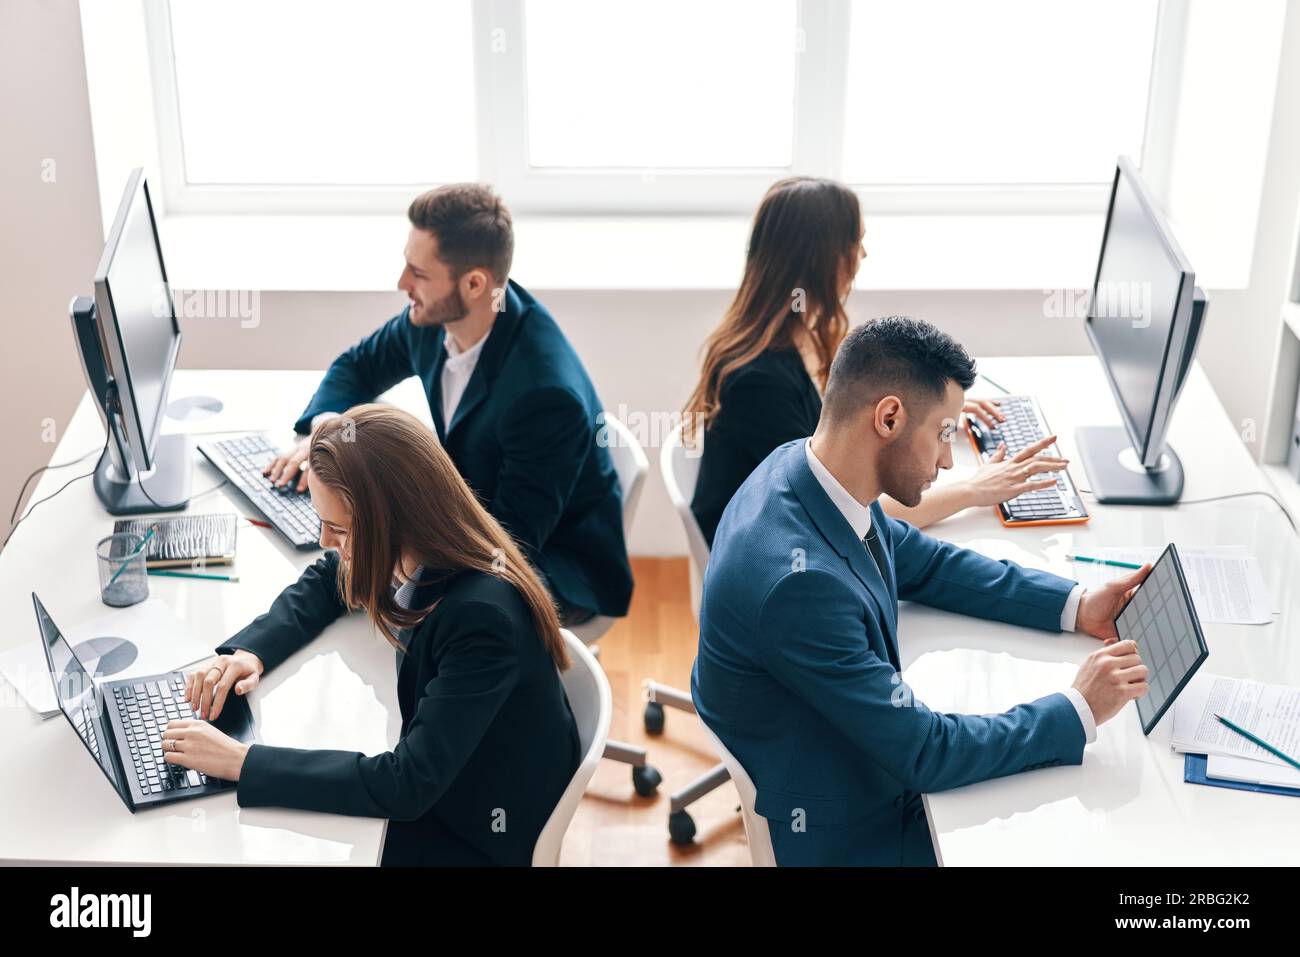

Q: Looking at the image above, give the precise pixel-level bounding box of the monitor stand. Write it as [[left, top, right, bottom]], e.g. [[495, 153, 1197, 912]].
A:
[[93, 432, 193, 515], [1076, 426, 1184, 505]]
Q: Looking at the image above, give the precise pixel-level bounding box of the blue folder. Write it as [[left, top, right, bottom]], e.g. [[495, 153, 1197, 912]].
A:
[[1184, 753, 1300, 798]]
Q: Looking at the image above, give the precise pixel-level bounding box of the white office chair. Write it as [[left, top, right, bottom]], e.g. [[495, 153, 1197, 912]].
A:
[[567, 412, 648, 647], [647, 424, 733, 844], [699, 723, 776, 867], [569, 413, 661, 796], [532, 629, 612, 867], [659, 422, 712, 620]]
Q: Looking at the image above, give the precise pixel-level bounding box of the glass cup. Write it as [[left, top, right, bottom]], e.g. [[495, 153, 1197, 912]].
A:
[[97, 532, 149, 607]]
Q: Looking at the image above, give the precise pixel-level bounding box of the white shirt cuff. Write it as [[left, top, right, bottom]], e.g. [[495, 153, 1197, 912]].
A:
[[1059, 584, 1084, 632], [1063, 686, 1097, 746], [310, 411, 341, 430]]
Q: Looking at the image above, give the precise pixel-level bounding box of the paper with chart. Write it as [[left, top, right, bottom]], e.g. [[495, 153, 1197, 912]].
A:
[[0, 599, 215, 718], [1172, 672, 1300, 775], [1071, 545, 1273, 624]]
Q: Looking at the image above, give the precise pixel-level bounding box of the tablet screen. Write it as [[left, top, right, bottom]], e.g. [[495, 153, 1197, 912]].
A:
[[1114, 543, 1210, 734]]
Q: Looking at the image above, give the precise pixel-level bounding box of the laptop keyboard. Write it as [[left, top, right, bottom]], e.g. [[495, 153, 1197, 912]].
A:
[[113, 677, 210, 796]]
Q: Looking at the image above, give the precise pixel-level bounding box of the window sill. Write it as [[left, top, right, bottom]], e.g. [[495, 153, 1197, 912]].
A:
[[158, 212, 1106, 294]]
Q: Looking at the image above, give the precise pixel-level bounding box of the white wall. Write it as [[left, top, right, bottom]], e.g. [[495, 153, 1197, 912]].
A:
[[0, 0, 104, 540], [1191, 1, 1300, 458]]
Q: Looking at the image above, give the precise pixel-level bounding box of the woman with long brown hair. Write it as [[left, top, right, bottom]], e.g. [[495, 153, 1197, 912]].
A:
[[684, 176, 1065, 545], [159, 404, 580, 866]]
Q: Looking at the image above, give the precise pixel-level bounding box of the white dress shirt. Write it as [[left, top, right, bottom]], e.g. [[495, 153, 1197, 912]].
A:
[[309, 331, 488, 439], [440, 331, 488, 427], [803, 439, 1096, 745]]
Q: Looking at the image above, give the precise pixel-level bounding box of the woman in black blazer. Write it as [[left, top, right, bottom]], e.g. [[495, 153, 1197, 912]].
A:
[[159, 404, 580, 866], [685, 177, 1066, 547]]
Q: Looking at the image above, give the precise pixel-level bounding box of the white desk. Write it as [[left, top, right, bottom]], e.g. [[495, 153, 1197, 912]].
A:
[[905, 356, 1300, 866], [0, 370, 432, 865]]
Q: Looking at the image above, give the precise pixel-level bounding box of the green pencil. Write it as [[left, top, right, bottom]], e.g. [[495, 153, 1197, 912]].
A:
[[108, 526, 156, 586], [1066, 553, 1143, 570], [1215, 713, 1300, 772], [147, 569, 240, 582]]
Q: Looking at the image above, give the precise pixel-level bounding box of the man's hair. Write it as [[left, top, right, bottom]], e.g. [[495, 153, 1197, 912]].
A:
[[407, 183, 514, 282], [822, 315, 977, 423]]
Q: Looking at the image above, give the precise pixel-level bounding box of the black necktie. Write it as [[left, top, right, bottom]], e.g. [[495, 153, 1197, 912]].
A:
[[863, 525, 892, 594]]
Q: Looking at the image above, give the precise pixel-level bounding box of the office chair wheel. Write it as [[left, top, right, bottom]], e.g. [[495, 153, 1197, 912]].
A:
[[644, 701, 665, 735], [632, 764, 662, 797], [668, 810, 697, 846]]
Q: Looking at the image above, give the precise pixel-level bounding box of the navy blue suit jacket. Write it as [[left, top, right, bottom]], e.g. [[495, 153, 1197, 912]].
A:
[[691, 439, 1086, 866], [295, 281, 633, 618]]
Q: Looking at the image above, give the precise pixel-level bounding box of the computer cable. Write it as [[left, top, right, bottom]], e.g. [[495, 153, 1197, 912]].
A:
[[1, 430, 111, 553], [8, 444, 104, 526]]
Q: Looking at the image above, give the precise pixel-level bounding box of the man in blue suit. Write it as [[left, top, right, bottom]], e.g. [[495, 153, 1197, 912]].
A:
[[264, 184, 632, 623], [692, 316, 1151, 866]]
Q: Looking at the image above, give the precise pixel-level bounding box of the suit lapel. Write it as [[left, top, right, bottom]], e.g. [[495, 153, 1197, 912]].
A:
[[395, 572, 453, 699], [446, 281, 528, 438], [786, 442, 901, 669]]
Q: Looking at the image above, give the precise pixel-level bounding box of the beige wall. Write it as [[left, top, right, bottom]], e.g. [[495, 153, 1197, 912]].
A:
[[0, 0, 103, 536]]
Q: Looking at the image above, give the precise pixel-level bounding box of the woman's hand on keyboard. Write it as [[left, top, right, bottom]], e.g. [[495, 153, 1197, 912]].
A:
[[962, 398, 1005, 429], [964, 434, 1069, 507], [186, 650, 264, 722]]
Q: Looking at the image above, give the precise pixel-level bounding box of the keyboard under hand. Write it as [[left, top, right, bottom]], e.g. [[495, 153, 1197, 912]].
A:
[[965, 395, 1090, 527], [114, 676, 212, 796], [198, 433, 322, 549]]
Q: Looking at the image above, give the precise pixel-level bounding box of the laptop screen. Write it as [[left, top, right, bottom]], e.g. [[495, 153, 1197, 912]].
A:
[[32, 594, 130, 803]]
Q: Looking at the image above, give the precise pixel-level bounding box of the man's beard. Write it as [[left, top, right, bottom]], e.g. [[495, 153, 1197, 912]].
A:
[[878, 430, 930, 508], [413, 286, 468, 327]]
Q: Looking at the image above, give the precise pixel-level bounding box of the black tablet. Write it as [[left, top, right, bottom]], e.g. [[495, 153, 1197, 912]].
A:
[[1112, 543, 1210, 735]]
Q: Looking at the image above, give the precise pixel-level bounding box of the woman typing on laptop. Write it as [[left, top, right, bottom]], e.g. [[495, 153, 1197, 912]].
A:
[[158, 404, 580, 866]]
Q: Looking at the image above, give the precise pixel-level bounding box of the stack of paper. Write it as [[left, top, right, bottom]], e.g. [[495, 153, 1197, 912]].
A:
[[1172, 671, 1300, 789], [1070, 545, 1274, 624]]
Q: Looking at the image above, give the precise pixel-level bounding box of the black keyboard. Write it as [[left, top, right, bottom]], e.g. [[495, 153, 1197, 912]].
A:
[[198, 434, 322, 549], [114, 677, 212, 795], [966, 395, 1089, 525]]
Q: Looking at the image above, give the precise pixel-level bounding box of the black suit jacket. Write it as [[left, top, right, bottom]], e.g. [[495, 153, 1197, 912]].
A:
[[690, 348, 822, 547], [294, 280, 633, 618], [216, 552, 581, 866]]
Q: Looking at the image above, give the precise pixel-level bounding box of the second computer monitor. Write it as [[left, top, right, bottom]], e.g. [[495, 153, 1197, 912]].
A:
[[71, 168, 191, 514], [1077, 157, 1206, 505]]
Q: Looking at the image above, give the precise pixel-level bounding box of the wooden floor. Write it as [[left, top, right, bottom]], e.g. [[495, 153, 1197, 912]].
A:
[[558, 557, 752, 866]]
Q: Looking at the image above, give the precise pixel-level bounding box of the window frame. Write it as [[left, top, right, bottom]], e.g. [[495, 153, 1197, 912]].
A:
[[139, 0, 1184, 217]]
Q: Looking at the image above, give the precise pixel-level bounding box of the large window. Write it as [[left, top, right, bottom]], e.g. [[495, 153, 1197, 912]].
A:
[[842, 0, 1159, 186], [143, 0, 1171, 215], [168, 0, 477, 185]]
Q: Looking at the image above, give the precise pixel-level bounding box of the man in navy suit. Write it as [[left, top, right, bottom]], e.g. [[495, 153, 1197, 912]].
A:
[[264, 184, 632, 623], [692, 316, 1151, 866]]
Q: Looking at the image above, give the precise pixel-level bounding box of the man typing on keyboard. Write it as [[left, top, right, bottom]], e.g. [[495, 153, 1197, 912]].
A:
[[261, 184, 632, 626]]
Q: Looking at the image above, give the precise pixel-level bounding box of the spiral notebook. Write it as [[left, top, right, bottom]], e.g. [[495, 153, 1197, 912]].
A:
[[112, 513, 238, 569]]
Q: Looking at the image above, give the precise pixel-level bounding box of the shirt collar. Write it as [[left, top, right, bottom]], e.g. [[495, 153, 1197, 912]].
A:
[[444, 330, 488, 368], [392, 563, 442, 610], [803, 438, 873, 540]]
